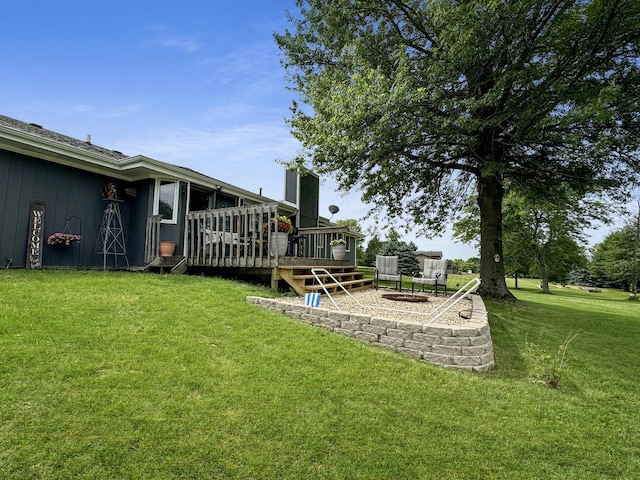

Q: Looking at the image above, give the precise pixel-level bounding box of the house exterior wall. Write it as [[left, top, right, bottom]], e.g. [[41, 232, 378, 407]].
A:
[[284, 169, 297, 205], [0, 148, 150, 268], [0, 113, 337, 271], [347, 237, 357, 265], [126, 179, 153, 266], [299, 174, 319, 228], [283, 169, 320, 229]]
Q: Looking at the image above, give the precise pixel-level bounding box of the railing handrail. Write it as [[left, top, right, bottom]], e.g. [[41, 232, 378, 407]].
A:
[[183, 204, 361, 268], [144, 214, 163, 263], [298, 225, 349, 233]]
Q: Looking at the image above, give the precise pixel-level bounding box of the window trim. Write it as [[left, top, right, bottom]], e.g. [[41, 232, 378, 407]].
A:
[[153, 179, 180, 224]]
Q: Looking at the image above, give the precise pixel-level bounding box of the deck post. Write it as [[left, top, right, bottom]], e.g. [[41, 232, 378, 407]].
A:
[[144, 214, 163, 264]]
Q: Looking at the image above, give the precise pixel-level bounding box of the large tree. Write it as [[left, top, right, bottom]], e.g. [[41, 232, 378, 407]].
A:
[[501, 192, 590, 292], [454, 189, 597, 292], [590, 203, 640, 296], [379, 236, 421, 275], [362, 234, 384, 266], [275, 0, 640, 299], [336, 218, 366, 262]]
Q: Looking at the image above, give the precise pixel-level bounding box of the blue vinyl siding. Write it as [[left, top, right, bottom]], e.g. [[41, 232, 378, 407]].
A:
[[0, 149, 151, 268]]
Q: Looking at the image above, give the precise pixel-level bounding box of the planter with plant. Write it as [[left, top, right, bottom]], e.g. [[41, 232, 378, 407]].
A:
[[47, 233, 82, 247], [330, 238, 347, 260], [264, 215, 293, 257]]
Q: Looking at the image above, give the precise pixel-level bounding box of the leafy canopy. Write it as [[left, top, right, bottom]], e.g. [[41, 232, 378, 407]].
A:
[[590, 210, 640, 294], [276, 0, 640, 298], [455, 188, 604, 290]]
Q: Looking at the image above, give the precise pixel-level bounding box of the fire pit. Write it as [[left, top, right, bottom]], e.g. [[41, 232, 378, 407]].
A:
[[381, 293, 430, 303]]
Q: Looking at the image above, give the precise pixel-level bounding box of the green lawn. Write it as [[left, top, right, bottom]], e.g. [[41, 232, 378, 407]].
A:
[[1, 271, 638, 479]]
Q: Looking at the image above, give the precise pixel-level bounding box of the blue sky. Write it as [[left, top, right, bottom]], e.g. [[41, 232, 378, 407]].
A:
[[1, 1, 623, 260]]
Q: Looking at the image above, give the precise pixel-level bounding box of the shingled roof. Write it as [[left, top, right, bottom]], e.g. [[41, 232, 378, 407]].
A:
[[0, 114, 128, 161], [0, 113, 282, 206]]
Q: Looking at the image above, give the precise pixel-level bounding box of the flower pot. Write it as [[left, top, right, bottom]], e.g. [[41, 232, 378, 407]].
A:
[[332, 244, 346, 260], [47, 233, 81, 247], [270, 232, 288, 257], [159, 241, 176, 257]]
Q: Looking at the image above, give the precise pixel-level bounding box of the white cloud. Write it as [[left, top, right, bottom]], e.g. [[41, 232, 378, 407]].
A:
[[158, 35, 201, 53], [196, 42, 285, 96], [123, 123, 296, 161], [144, 26, 201, 53], [111, 121, 299, 199]]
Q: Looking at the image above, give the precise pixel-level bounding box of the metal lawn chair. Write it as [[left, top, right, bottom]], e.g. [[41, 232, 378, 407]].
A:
[[411, 258, 448, 296], [375, 255, 403, 291]]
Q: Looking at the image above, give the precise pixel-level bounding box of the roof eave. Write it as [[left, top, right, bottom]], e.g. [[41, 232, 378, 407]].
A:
[[0, 124, 279, 206]]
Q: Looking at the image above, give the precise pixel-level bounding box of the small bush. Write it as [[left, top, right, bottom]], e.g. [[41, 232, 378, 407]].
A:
[[523, 330, 582, 388]]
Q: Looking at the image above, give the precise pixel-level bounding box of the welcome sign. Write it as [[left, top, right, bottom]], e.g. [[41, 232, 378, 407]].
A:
[[27, 200, 45, 269]]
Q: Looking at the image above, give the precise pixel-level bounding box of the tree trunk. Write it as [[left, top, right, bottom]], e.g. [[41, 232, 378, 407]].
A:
[[539, 256, 550, 293], [533, 244, 551, 293], [477, 174, 515, 300], [632, 201, 639, 298]]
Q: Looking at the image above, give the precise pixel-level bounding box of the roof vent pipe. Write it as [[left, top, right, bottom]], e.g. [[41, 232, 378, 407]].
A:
[[86, 134, 91, 144]]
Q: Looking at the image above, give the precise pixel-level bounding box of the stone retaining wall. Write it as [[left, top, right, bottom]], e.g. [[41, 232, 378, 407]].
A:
[[246, 294, 494, 372]]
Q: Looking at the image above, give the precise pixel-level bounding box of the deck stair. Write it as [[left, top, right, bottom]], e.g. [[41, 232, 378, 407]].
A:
[[144, 255, 187, 275], [276, 265, 374, 296]]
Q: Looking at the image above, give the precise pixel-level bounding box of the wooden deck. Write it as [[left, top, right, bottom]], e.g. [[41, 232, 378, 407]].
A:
[[145, 205, 372, 294]]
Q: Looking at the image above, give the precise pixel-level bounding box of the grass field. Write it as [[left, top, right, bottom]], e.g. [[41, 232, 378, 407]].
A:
[[1, 270, 638, 479]]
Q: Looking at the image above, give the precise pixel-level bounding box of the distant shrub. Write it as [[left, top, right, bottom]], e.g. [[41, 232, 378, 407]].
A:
[[379, 240, 420, 275], [565, 268, 597, 287]]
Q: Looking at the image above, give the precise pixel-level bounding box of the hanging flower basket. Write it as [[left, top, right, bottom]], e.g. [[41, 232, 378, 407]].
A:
[[47, 233, 81, 246]]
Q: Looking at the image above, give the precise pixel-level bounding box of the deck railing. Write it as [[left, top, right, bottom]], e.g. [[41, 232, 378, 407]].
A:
[[183, 204, 359, 268], [185, 204, 282, 268], [295, 226, 357, 262], [144, 214, 163, 263]]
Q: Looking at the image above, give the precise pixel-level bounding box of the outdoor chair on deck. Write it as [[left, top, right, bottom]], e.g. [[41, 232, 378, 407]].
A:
[[375, 255, 403, 291], [411, 258, 448, 296], [287, 227, 306, 257], [204, 231, 249, 257]]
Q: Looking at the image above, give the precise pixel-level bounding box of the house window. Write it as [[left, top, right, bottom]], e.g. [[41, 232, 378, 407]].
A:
[[215, 192, 237, 209], [155, 180, 179, 223]]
